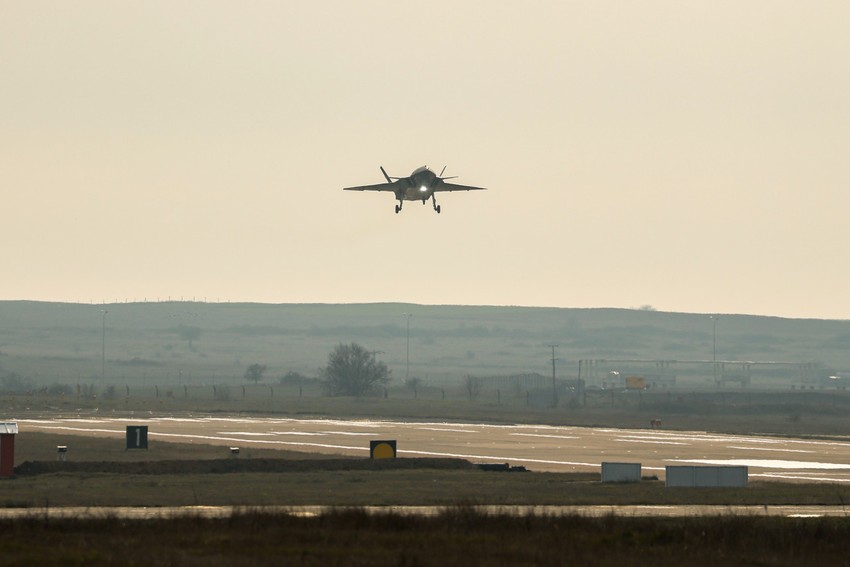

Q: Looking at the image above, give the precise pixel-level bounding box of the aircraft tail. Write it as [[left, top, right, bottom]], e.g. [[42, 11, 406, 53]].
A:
[[438, 165, 457, 180], [380, 166, 392, 183]]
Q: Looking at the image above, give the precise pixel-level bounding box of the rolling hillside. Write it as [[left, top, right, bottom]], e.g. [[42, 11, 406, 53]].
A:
[[0, 301, 848, 391]]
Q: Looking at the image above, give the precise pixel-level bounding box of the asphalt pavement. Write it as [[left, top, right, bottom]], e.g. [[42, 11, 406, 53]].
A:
[[19, 416, 850, 483]]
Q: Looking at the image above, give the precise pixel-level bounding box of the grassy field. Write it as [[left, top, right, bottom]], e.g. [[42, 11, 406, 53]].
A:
[[1, 508, 850, 566], [3, 302, 850, 563], [2, 300, 850, 391], [5, 427, 850, 564], [4, 300, 850, 460], [5, 382, 850, 510], [7, 432, 850, 509]]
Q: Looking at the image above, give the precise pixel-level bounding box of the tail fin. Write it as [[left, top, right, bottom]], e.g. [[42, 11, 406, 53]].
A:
[[438, 165, 457, 180], [380, 166, 392, 183]]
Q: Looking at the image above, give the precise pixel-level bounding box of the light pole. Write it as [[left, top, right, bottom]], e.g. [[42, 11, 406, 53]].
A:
[[548, 344, 559, 407], [101, 309, 109, 383], [402, 313, 412, 380], [710, 315, 718, 385]]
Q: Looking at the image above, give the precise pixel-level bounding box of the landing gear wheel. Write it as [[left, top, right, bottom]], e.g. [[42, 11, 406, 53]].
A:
[[435, 205, 441, 214], [395, 204, 401, 214]]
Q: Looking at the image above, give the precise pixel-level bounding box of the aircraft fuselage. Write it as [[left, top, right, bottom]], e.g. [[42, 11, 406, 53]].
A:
[[396, 166, 440, 202]]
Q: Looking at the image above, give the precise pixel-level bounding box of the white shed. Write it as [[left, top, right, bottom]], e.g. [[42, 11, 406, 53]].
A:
[[665, 465, 748, 488], [601, 462, 642, 483]]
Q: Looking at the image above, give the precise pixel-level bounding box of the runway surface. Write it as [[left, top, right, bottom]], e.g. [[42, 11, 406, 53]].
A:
[[19, 416, 850, 483]]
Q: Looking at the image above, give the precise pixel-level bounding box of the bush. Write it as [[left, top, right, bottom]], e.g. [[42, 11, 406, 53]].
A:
[[0, 372, 33, 394], [214, 385, 231, 401], [47, 383, 74, 396], [279, 371, 315, 386]]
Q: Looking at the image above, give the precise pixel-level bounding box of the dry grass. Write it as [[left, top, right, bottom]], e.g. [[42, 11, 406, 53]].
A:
[[6, 433, 850, 509], [1, 509, 850, 566], [7, 469, 850, 508], [5, 432, 850, 564]]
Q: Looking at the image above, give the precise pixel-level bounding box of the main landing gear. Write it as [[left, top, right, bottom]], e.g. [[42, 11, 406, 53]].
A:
[[395, 198, 440, 214]]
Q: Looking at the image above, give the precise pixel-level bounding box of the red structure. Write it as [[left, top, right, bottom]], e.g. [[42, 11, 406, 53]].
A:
[[0, 422, 18, 477]]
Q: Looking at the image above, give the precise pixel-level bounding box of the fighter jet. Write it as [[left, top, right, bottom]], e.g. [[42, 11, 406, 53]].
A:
[[344, 166, 486, 214]]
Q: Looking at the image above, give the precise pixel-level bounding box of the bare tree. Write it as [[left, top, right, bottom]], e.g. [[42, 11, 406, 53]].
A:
[[464, 375, 481, 401], [405, 377, 422, 399], [244, 363, 267, 384], [321, 343, 390, 397], [177, 325, 203, 350]]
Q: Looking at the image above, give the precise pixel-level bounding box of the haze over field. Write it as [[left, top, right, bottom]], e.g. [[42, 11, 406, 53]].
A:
[[2, 301, 849, 390], [2, 2, 849, 319]]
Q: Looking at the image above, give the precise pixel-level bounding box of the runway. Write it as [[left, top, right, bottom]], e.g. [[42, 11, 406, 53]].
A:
[[19, 416, 850, 483]]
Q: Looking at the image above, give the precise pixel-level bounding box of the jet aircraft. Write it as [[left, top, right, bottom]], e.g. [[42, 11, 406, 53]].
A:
[[344, 166, 486, 213]]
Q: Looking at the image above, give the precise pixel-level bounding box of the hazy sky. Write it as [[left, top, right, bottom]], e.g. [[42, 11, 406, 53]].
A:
[[3, 2, 849, 319]]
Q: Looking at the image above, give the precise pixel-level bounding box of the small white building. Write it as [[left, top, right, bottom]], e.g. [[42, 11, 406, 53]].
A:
[[665, 465, 748, 488], [601, 462, 642, 483]]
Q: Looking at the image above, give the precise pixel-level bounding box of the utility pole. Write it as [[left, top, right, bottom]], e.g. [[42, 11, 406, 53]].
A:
[[403, 313, 412, 381], [101, 309, 109, 383], [710, 315, 719, 386], [578, 359, 585, 406], [548, 344, 558, 408]]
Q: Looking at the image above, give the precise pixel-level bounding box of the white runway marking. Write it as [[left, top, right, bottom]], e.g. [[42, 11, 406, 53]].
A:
[[753, 473, 850, 483], [322, 431, 380, 436], [727, 446, 815, 454], [399, 449, 598, 468], [18, 417, 850, 482], [30, 425, 125, 434], [511, 434, 580, 440], [268, 431, 326, 436], [149, 432, 367, 452], [669, 458, 850, 470], [615, 439, 688, 445], [217, 432, 278, 436]]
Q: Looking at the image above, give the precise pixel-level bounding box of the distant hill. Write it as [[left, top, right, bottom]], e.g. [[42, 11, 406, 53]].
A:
[[0, 301, 848, 389]]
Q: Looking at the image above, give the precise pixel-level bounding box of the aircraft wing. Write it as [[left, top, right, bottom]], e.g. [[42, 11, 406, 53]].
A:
[[343, 182, 398, 192], [434, 182, 487, 192]]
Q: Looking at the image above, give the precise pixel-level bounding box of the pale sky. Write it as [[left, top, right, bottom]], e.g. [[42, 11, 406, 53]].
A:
[[2, 2, 849, 319]]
